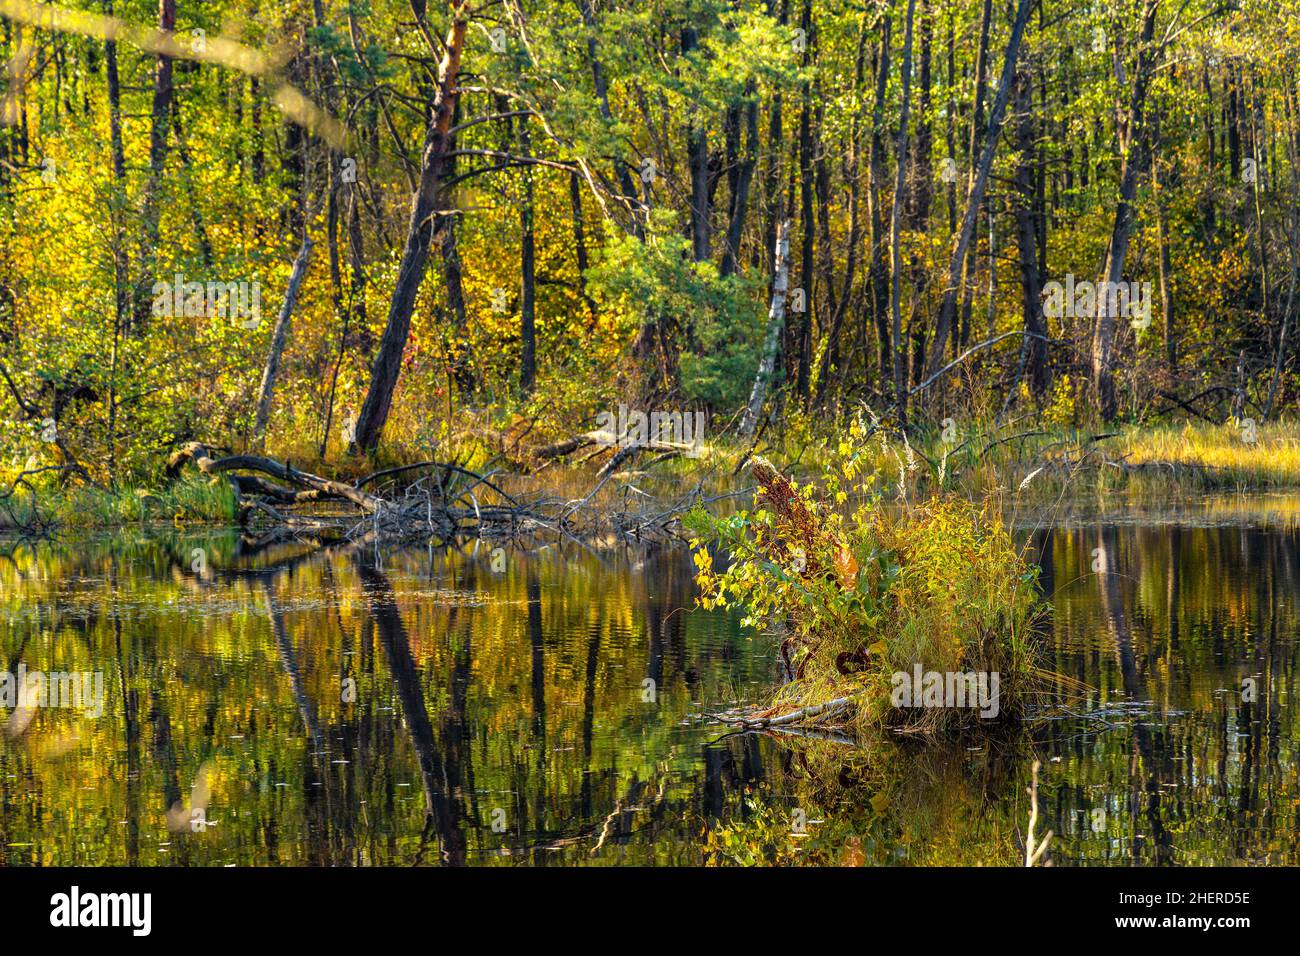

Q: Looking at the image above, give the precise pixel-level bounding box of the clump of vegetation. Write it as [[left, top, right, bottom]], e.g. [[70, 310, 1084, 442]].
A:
[[688, 420, 1047, 734]]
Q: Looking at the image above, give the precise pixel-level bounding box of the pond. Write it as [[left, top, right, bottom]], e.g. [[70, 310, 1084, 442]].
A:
[[2, 496, 1298, 866]]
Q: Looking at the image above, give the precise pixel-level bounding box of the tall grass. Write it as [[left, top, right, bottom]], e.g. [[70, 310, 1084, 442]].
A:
[[1116, 421, 1300, 488], [778, 418, 1300, 501], [0, 475, 237, 531]]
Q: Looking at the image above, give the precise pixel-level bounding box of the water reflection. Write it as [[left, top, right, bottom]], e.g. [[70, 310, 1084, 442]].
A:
[[1, 506, 1298, 866]]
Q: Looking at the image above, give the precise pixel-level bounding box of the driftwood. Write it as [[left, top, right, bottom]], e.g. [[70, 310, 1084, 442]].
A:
[[710, 696, 855, 730], [535, 434, 596, 459], [1024, 760, 1053, 866]]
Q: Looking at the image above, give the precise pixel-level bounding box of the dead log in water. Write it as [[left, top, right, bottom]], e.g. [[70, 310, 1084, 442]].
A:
[[168, 442, 384, 512], [166, 441, 712, 544]]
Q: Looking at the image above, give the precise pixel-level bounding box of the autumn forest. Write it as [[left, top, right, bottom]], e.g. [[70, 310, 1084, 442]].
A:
[[0, 0, 1295, 498]]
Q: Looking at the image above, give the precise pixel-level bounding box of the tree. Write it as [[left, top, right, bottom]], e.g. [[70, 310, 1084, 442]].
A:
[[350, 4, 469, 454]]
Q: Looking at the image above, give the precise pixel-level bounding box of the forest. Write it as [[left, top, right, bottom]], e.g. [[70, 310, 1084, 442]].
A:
[[1, 0, 1299, 882], [0, 0, 1297, 516]]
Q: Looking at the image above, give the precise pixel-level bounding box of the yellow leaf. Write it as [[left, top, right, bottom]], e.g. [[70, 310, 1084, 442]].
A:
[[833, 545, 858, 588]]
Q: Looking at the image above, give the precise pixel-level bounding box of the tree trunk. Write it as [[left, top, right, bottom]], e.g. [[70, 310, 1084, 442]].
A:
[[520, 118, 537, 394], [1091, 0, 1160, 421], [906, 0, 934, 390], [1009, 66, 1048, 405], [721, 82, 758, 279], [759, 0, 790, 279], [866, 11, 893, 395], [351, 10, 468, 454], [104, 8, 128, 332], [253, 234, 315, 445], [1265, 80, 1300, 419], [816, 12, 870, 404], [130, 0, 176, 332], [321, 183, 365, 457], [911, 0, 933, 230], [794, 0, 815, 399], [925, 0, 1033, 379], [570, 170, 597, 319], [683, 25, 711, 263], [440, 99, 472, 392], [944, 11, 957, 235], [740, 219, 791, 440], [890, 0, 918, 421], [955, 0, 994, 358], [1153, 126, 1176, 372]]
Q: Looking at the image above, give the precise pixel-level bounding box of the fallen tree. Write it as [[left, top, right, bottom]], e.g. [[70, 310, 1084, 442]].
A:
[[168, 442, 382, 511], [165, 441, 721, 545]]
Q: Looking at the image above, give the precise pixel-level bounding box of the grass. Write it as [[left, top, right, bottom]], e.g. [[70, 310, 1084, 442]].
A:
[[0, 475, 237, 532], [773, 417, 1300, 502], [1115, 421, 1300, 487]]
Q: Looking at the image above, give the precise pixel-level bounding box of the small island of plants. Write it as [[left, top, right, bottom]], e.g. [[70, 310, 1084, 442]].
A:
[[688, 420, 1054, 736]]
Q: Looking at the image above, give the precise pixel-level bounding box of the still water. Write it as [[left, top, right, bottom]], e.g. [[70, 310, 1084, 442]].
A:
[[2, 498, 1298, 866]]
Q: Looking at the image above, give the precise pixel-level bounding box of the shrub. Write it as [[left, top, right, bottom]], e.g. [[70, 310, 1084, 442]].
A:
[[687, 420, 1047, 734]]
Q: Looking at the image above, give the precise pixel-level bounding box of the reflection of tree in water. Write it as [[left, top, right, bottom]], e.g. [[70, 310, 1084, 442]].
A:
[[1034, 522, 1300, 865], [4, 519, 1300, 865], [356, 553, 468, 865], [1095, 523, 1172, 864]]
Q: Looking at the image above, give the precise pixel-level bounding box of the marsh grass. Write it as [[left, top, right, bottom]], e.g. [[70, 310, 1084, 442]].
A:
[[775, 418, 1300, 502], [1115, 421, 1300, 488], [0, 475, 237, 531]]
